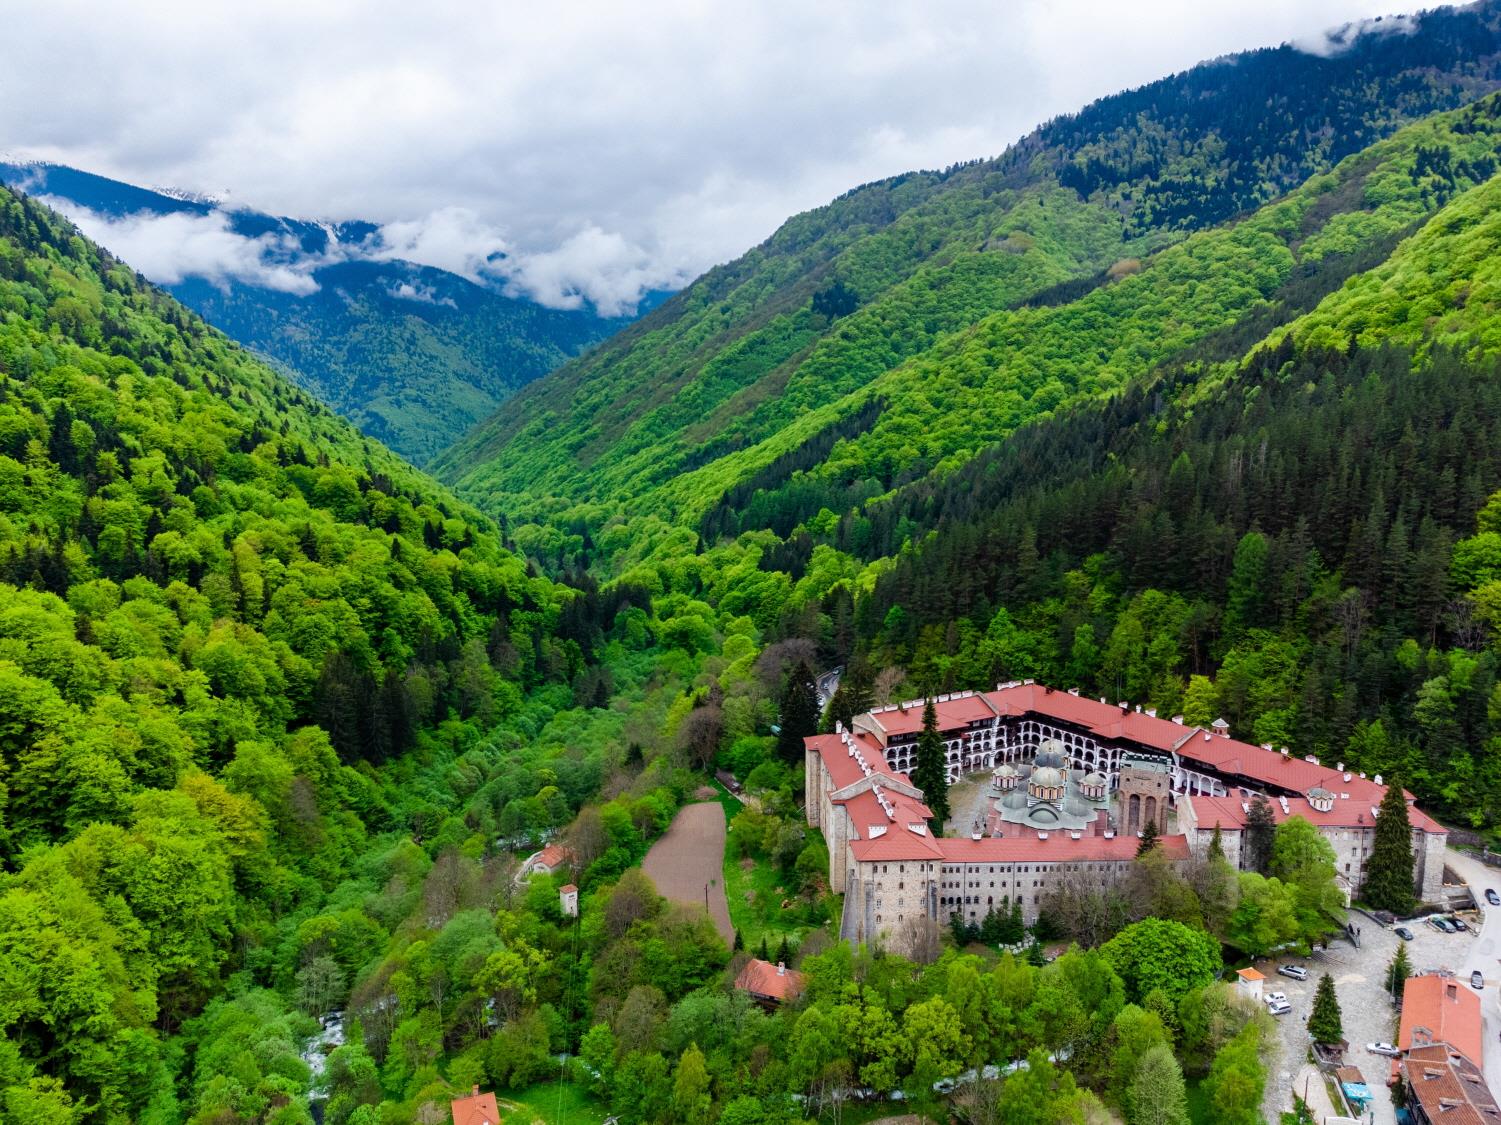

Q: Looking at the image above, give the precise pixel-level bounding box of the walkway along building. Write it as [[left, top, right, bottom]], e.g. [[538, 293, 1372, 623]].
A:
[[805, 680, 1448, 942]]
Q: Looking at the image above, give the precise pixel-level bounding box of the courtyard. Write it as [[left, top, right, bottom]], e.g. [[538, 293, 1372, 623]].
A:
[[1253, 848, 1501, 1123]]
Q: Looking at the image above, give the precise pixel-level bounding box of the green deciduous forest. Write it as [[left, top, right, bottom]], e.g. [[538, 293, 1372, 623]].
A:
[[14, 5, 1501, 1122]]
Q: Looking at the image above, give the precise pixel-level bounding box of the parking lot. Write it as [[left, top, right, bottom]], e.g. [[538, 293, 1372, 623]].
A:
[[1252, 850, 1498, 1123]]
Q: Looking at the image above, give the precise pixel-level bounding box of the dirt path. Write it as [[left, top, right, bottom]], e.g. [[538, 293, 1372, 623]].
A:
[[642, 801, 734, 945]]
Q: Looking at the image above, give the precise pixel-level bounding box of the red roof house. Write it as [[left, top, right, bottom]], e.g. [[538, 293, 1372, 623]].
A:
[[451, 1086, 502, 1125], [734, 958, 806, 1005], [1400, 974, 1484, 1066]]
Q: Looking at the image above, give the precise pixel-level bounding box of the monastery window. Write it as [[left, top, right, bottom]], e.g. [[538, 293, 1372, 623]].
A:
[[898, 882, 904, 890], [899, 865, 906, 874]]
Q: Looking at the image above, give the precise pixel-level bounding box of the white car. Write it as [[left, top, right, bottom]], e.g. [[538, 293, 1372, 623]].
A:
[[1367, 1042, 1400, 1058], [1264, 991, 1289, 1006], [1267, 1001, 1292, 1016]]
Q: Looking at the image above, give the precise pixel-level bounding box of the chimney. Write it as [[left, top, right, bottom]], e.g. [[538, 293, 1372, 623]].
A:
[[1375, 773, 1383, 786], [472, 1085, 480, 1096], [777, 962, 786, 976], [1336, 761, 1344, 772]]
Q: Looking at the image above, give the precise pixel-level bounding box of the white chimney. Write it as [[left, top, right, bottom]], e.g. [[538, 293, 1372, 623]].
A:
[[777, 962, 786, 976], [1375, 774, 1383, 786]]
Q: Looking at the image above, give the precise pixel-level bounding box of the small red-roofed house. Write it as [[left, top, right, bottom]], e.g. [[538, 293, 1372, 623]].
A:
[[451, 1086, 501, 1125], [1236, 967, 1265, 1001], [734, 958, 806, 1007], [518, 843, 573, 880]]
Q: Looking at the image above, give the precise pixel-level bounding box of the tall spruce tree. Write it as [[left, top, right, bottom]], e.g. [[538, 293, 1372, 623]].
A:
[[1137, 818, 1161, 857], [1243, 795, 1276, 875], [1363, 777, 1416, 914], [1386, 941, 1411, 1000], [1308, 973, 1344, 1045], [777, 661, 820, 765], [913, 697, 951, 827]]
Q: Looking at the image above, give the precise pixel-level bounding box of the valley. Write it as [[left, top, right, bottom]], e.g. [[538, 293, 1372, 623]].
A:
[[9, 4, 1501, 1123]]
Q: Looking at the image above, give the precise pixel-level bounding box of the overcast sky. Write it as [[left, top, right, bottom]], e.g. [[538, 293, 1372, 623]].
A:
[[2, 0, 1416, 314]]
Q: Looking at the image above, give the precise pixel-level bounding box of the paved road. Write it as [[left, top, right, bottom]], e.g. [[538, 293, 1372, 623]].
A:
[[1438, 848, 1501, 1081], [816, 668, 842, 712]]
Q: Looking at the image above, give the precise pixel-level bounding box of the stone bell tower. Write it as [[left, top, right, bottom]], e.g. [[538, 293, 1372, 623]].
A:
[[1117, 752, 1171, 836]]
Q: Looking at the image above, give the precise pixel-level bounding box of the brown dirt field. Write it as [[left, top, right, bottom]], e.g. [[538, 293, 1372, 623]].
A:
[[641, 801, 734, 945]]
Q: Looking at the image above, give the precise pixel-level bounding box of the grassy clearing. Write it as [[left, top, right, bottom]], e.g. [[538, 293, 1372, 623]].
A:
[[499, 1079, 609, 1125]]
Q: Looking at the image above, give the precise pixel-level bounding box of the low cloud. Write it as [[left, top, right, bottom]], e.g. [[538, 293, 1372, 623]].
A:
[[47, 199, 323, 295], [385, 279, 456, 307], [371, 207, 510, 286], [497, 225, 692, 317], [1291, 12, 1415, 56], [372, 210, 687, 315]]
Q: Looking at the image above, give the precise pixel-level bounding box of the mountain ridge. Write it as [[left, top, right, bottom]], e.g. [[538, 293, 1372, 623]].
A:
[[0, 161, 638, 465], [435, 0, 1501, 523]]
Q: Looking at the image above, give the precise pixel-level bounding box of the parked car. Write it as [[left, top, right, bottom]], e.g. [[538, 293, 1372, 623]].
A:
[[1473, 971, 1485, 990], [1264, 991, 1289, 1006], [1431, 916, 1454, 933], [1373, 910, 1397, 925], [1278, 965, 1309, 980], [1367, 1042, 1400, 1058], [1450, 916, 1470, 933], [1395, 926, 1415, 941], [1267, 1001, 1292, 1016], [1487, 888, 1500, 907]]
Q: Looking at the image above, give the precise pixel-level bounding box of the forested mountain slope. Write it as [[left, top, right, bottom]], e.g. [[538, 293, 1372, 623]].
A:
[[435, 0, 1501, 517], [0, 182, 587, 1117], [0, 162, 631, 465]]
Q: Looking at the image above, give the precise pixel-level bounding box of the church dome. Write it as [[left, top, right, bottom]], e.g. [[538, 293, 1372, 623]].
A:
[[993, 763, 1019, 791], [1078, 770, 1107, 799], [1034, 740, 1066, 769], [1029, 766, 1065, 790], [994, 763, 1018, 778], [1307, 786, 1335, 813]]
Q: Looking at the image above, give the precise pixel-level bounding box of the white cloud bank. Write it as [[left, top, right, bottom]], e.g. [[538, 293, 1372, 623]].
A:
[[3, 0, 1420, 313], [48, 200, 323, 295]]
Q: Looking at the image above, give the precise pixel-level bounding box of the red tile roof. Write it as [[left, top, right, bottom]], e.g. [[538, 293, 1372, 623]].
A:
[[841, 786, 933, 842], [851, 683, 1441, 834], [808, 731, 895, 790], [451, 1089, 502, 1125], [1402, 1044, 1498, 1125], [869, 693, 998, 736], [734, 958, 806, 1002], [1400, 974, 1484, 1066], [1185, 790, 1439, 834], [536, 843, 572, 869]]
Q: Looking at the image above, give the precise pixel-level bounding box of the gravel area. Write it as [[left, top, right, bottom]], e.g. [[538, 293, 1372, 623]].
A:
[[1257, 853, 1491, 1124], [944, 773, 997, 836], [641, 801, 734, 945]]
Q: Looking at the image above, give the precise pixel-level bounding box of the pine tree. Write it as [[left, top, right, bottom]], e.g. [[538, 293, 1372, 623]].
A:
[[1386, 941, 1411, 1000], [912, 697, 951, 827], [1244, 795, 1276, 875], [733, 929, 744, 953], [979, 907, 1004, 945], [999, 900, 1026, 945], [775, 935, 791, 966], [757, 936, 769, 962], [1363, 777, 1416, 914], [1209, 823, 1225, 861], [1308, 973, 1344, 1045], [1137, 818, 1160, 857], [776, 661, 820, 765]]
